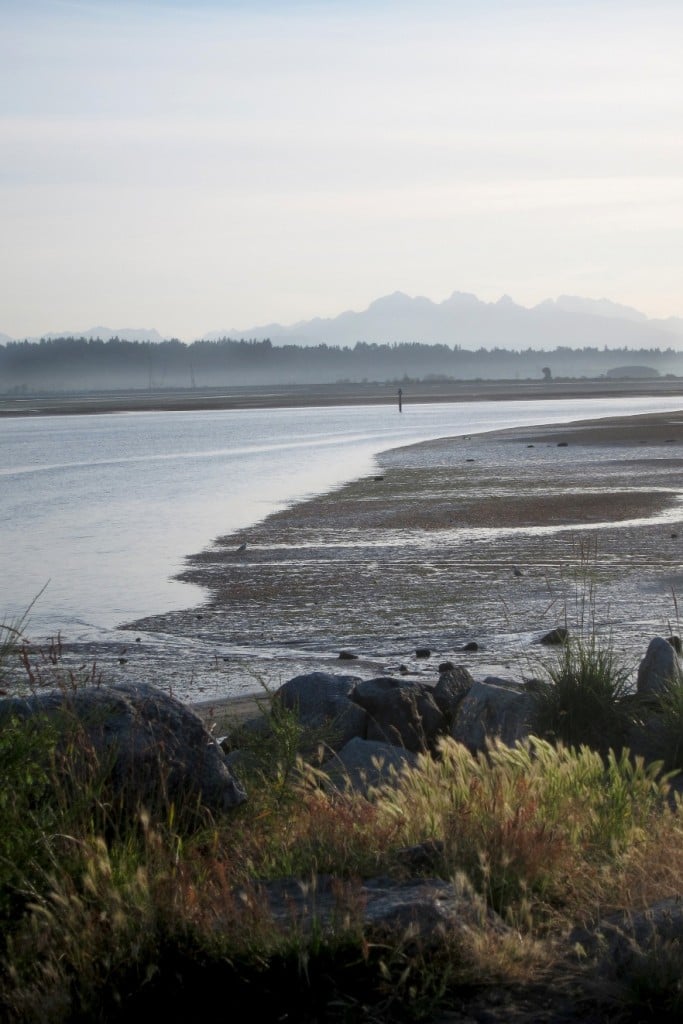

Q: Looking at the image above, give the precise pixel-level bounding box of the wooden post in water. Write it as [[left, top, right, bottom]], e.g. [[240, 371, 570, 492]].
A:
[[398, 387, 403, 413]]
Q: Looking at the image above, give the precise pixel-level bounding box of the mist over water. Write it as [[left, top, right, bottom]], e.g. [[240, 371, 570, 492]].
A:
[[2, 396, 682, 641]]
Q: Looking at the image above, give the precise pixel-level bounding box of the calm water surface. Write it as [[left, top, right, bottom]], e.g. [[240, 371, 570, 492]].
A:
[[2, 396, 682, 640]]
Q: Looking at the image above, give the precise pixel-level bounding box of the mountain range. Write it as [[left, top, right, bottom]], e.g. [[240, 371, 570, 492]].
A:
[[4, 292, 683, 350]]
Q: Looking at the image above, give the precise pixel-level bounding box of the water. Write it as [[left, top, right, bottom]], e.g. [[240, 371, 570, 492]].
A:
[[2, 395, 682, 641]]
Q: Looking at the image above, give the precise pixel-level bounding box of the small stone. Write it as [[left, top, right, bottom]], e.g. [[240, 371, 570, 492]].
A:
[[415, 647, 431, 658], [538, 627, 569, 646], [460, 641, 479, 652]]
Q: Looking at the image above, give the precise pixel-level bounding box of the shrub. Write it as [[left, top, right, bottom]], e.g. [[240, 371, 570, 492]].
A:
[[531, 637, 634, 754]]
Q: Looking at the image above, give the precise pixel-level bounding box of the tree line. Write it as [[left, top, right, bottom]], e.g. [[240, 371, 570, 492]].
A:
[[2, 335, 682, 392]]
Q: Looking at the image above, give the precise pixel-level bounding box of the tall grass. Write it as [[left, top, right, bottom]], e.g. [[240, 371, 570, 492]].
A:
[[531, 637, 634, 754], [378, 736, 673, 920], [2, 617, 683, 1021]]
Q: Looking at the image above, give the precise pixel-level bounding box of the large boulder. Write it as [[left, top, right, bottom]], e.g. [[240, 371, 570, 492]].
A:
[[274, 671, 368, 750], [636, 636, 681, 698], [326, 737, 419, 796], [450, 677, 534, 752], [0, 682, 246, 817], [351, 676, 446, 752]]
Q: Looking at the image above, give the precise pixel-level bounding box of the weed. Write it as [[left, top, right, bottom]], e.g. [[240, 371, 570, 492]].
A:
[[531, 636, 634, 754]]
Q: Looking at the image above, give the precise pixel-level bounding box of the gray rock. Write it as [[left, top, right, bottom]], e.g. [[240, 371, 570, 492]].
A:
[[351, 676, 446, 752], [326, 736, 419, 795], [247, 874, 504, 948], [433, 666, 474, 719], [537, 627, 569, 646], [0, 682, 246, 817], [274, 671, 368, 750], [450, 678, 534, 752], [637, 636, 682, 697], [570, 898, 683, 975]]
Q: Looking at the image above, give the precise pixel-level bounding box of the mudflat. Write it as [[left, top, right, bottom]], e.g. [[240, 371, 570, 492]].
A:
[[86, 406, 682, 727], [3, 377, 683, 416]]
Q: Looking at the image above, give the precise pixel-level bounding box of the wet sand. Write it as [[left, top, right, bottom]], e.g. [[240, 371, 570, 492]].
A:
[[11, 405, 683, 725]]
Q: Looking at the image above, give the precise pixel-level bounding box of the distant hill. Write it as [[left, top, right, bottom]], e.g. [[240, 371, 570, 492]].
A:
[[205, 291, 683, 350], [3, 292, 683, 353]]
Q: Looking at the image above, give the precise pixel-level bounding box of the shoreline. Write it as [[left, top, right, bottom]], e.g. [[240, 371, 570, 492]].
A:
[[7, 403, 683, 728], [36, 405, 681, 727], [3, 377, 683, 417]]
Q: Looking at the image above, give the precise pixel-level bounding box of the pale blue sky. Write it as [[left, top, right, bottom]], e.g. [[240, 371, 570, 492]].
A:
[[2, 0, 682, 339]]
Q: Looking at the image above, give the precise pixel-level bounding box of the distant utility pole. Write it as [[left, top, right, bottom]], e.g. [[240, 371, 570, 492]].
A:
[[398, 387, 403, 413]]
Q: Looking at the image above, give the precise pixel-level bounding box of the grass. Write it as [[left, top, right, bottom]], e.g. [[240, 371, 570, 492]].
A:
[[531, 636, 634, 755], [2, 625, 683, 1022]]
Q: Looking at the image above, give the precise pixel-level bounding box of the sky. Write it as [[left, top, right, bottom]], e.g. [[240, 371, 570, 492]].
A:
[[2, 0, 683, 341]]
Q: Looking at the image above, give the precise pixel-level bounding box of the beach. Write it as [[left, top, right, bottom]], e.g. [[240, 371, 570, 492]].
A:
[[26, 403, 678, 729]]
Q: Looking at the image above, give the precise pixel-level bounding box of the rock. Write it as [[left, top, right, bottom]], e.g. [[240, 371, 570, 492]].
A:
[[394, 839, 445, 874], [438, 661, 455, 673], [325, 737, 419, 795], [460, 641, 479, 652], [667, 634, 682, 655], [623, 711, 673, 768], [248, 874, 504, 948], [351, 676, 446, 752], [537, 626, 569, 646], [433, 666, 474, 719], [636, 636, 682, 698], [338, 650, 358, 660], [274, 671, 368, 750], [450, 678, 534, 752], [415, 647, 431, 658], [0, 682, 246, 818], [570, 898, 683, 975]]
